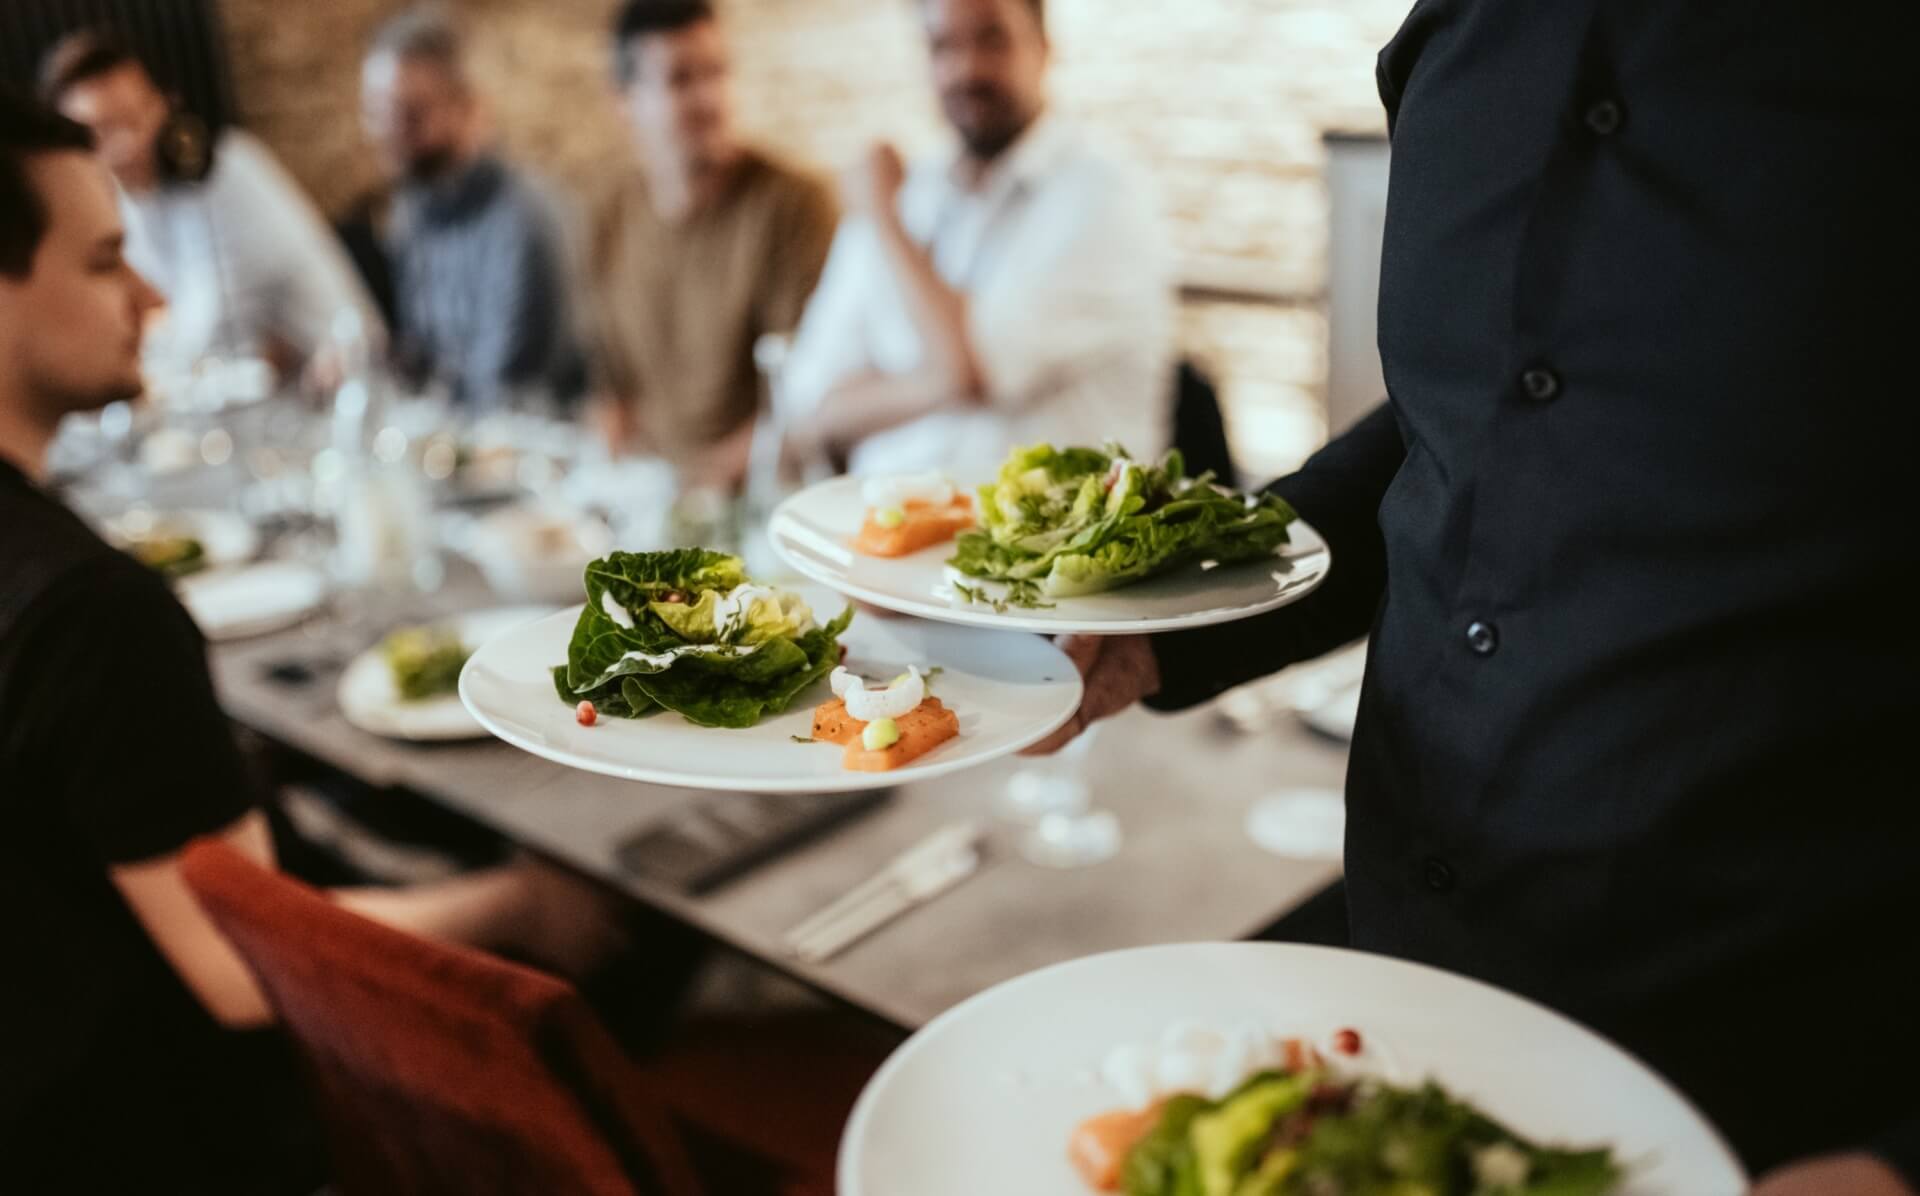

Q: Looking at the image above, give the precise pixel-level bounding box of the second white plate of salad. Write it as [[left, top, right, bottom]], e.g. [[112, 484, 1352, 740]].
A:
[[459, 549, 1083, 792], [769, 445, 1332, 636], [339, 607, 554, 741], [840, 943, 1747, 1196]]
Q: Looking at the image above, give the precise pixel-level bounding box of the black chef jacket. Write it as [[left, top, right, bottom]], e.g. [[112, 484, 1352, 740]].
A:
[[1149, 0, 1919, 1180]]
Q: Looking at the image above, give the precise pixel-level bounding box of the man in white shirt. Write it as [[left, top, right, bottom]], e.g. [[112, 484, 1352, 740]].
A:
[[43, 31, 382, 380], [780, 0, 1174, 475]]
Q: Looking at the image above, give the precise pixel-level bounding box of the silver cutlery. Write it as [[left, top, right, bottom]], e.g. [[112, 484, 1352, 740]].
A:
[[784, 821, 983, 963]]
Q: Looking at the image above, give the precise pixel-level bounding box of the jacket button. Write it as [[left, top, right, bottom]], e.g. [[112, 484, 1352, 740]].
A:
[[1584, 98, 1624, 136], [1519, 367, 1561, 402], [1465, 620, 1499, 656], [1423, 857, 1456, 893]]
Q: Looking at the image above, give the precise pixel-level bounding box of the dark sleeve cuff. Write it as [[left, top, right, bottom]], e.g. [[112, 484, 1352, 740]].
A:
[[1147, 402, 1405, 711], [1870, 1118, 1920, 1191]]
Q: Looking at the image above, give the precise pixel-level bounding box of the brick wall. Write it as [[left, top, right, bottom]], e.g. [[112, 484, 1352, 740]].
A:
[[220, 0, 1411, 476]]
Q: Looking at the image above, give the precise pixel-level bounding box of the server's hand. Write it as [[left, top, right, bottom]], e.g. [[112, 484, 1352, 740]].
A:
[[1750, 1154, 1914, 1196], [1022, 635, 1161, 756]]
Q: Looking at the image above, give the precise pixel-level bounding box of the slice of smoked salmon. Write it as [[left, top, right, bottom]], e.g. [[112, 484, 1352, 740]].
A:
[[853, 496, 975, 557], [1069, 1102, 1167, 1191], [809, 697, 960, 771]]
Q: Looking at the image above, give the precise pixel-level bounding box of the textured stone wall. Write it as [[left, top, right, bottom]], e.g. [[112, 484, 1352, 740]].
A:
[[219, 0, 1412, 475]]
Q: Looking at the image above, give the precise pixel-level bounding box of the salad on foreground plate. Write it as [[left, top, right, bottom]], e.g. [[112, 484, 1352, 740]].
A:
[[551, 549, 851, 729], [947, 444, 1299, 604], [1072, 1023, 1620, 1196]]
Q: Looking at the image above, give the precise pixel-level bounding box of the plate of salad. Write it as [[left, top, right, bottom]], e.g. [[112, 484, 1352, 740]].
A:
[[338, 607, 553, 741], [839, 943, 1746, 1196], [768, 445, 1332, 635], [459, 549, 1084, 792], [104, 507, 259, 579]]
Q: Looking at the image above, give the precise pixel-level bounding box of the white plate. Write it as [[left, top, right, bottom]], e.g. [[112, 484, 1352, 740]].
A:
[[105, 507, 260, 571], [840, 943, 1747, 1196], [177, 562, 327, 641], [338, 607, 554, 741], [459, 587, 1085, 793], [769, 476, 1332, 635]]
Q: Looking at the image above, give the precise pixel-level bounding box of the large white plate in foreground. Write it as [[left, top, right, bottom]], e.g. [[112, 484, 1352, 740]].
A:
[[769, 476, 1332, 635], [840, 943, 1746, 1196], [339, 607, 554, 742], [459, 587, 1083, 792]]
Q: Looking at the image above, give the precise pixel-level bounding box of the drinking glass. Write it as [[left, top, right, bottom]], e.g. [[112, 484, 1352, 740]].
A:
[[999, 722, 1123, 868]]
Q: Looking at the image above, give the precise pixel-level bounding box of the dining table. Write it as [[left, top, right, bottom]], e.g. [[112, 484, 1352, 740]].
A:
[[206, 557, 1349, 1030], [67, 389, 1351, 1031]]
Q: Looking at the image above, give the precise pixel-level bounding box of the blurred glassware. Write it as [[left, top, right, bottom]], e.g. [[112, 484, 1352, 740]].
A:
[[45, 399, 139, 485], [324, 307, 442, 622], [457, 501, 614, 604], [183, 355, 275, 416], [1214, 640, 1367, 740], [668, 482, 737, 553], [1211, 644, 1361, 865], [236, 393, 328, 550], [744, 332, 792, 500], [999, 723, 1122, 869], [742, 331, 834, 577], [559, 458, 677, 550], [741, 332, 795, 576]]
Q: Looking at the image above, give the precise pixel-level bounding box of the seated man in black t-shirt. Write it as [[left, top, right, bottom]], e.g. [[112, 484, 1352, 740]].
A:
[[0, 92, 632, 1192]]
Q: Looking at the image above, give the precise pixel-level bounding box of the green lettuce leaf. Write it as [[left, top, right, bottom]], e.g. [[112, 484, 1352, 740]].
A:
[[1288, 1081, 1622, 1196], [550, 665, 653, 718], [648, 586, 818, 645], [1122, 1093, 1210, 1196], [1189, 1074, 1313, 1196], [552, 548, 855, 729], [618, 607, 849, 728], [950, 443, 1297, 598], [585, 548, 745, 614]]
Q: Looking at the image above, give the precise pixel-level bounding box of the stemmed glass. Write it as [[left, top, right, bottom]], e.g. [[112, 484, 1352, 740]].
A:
[[1221, 642, 1364, 861], [739, 332, 832, 576], [998, 721, 1123, 868]]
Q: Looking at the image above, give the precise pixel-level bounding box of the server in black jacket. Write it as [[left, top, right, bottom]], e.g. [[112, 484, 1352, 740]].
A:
[[1037, 5, 1918, 1193]]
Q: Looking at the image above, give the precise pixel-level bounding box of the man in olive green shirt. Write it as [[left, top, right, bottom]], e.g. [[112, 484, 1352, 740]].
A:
[[587, 0, 836, 488]]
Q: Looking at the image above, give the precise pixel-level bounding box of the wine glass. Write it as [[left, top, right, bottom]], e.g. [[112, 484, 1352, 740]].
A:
[[999, 722, 1123, 868]]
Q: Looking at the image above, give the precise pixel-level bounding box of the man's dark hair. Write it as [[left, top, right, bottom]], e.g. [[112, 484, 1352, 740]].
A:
[[915, 0, 1045, 26], [611, 0, 715, 86], [370, 5, 471, 90], [1, 88, 96, 279], [37, 28, 147, 107]]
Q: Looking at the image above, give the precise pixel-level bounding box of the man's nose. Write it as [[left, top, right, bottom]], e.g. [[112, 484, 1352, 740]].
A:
[[133, 270, 165, 315]]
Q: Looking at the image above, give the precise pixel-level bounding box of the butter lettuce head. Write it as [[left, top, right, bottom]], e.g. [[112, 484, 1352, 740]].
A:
[[738, 587, 816, 643], [552, 549, 851, 728], [951, 443, 1298, 599], [649, 585, 816, 645]]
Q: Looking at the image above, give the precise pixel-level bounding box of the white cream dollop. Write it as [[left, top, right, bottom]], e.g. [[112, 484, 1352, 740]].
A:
[[600, 589, 635, 629], [862, 471, 955, 510], [1099, 1019, 1312, 1109], [1100, 1043, 1156, 1111], [830, 666, 926, 721]]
